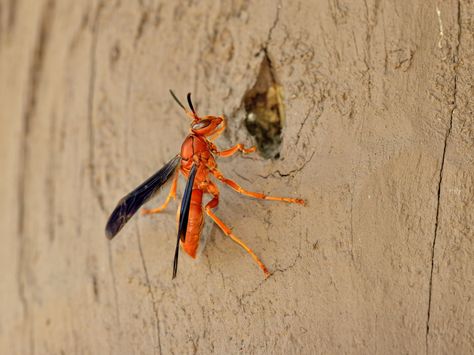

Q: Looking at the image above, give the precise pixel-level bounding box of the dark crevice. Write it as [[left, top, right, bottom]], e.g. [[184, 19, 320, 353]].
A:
[[258, 151, 315, 179], [426, 1, 461, 351], [244, 54, 284, 159], [262, 0, 281, 49]]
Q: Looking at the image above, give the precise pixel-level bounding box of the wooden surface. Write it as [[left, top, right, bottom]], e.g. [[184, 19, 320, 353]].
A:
[[0, 0, 473, 353]]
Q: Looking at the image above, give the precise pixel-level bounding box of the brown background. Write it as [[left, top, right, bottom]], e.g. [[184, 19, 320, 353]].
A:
[[1, 0, 473, 354]]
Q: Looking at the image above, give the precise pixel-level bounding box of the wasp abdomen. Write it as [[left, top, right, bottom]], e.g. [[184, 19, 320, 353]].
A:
[[181, 189, 203, 258]]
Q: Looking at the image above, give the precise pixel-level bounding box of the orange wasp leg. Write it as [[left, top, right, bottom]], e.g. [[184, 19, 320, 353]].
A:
[[210, 168, 305, 205], [203, 185, 270, 277], [215, 144, 256, 157], [141, 172, 179, 215]]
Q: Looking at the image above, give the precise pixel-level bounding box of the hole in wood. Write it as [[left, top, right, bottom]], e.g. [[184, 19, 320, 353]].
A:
[[244, 54, 284, 159]]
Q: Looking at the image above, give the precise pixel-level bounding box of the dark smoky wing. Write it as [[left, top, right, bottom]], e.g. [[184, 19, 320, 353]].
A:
[[105, 155, 181, 239], [172, 164, 197, 279], [178, 164, 197, 242]]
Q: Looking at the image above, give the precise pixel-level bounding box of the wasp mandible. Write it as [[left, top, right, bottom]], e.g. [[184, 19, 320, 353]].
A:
[[105, 91, 305, 279]]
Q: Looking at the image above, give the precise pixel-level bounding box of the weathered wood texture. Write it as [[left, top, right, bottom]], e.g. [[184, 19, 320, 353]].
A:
[[1, 0, 472, 354]]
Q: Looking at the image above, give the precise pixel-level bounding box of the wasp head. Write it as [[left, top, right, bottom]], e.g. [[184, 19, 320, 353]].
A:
[[169, 90, 224, 137], [190, 115, 223, 136]]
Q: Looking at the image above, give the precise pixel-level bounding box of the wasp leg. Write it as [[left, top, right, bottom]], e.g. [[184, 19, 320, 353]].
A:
[[215, 143, 256, 157], [209, 116, 226, 141], [204, 182, 270, 277], [141, 172, 179, 215], [210, 168, 305, 205]]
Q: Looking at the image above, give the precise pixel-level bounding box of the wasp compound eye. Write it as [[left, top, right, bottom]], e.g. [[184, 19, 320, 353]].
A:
[[192, 120, 211, 130]]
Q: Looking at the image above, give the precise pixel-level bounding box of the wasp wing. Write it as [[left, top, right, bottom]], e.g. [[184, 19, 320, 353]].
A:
[[172, 163, 197, 279], [105, 155, 181, 239]]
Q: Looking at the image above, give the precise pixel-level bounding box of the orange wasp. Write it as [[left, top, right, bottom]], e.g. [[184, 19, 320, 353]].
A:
[[105, 91, 305, 279]]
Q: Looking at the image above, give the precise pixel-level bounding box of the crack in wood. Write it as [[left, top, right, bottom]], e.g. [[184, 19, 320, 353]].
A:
[[107, 244, 121, 326], [257, 151, 315, 179], [136, 226, 162, 355], [425, 1, 461, 352]]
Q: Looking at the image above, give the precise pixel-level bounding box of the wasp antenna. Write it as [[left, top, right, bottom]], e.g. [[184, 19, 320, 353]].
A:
[[169, 90, 186, 110], [187, 92, 196, 115]]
